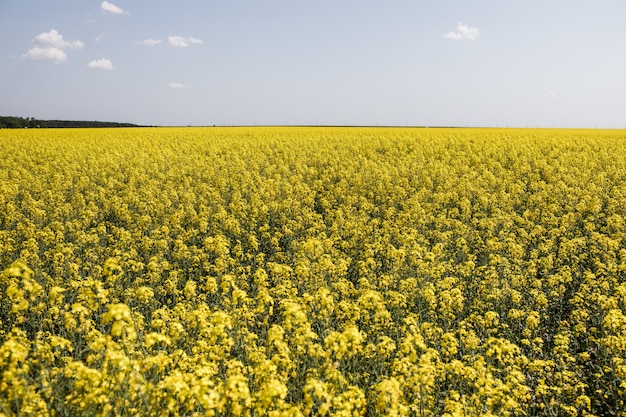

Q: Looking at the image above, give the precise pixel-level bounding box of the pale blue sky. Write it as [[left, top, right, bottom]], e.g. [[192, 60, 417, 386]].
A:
[[1, 1, 625, 127]]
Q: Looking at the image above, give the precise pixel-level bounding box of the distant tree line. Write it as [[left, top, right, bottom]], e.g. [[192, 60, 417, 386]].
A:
[[0, 116, 140, 129]]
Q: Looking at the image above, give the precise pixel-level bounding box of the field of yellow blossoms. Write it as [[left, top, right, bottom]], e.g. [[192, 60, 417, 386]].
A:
[[1, 127, 625, 416]]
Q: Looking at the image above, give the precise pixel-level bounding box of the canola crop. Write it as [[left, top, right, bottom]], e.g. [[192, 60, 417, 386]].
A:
[[1, 127, 625, 416]]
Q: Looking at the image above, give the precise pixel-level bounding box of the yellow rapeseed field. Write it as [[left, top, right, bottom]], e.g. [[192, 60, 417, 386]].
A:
[[1, 127, 625, 416]]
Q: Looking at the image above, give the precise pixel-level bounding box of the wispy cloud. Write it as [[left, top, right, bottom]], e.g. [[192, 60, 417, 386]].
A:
[[21, 29, 84, 63], [138, 36, 202, 48], [87, 58, 116, 71], [444, 22, 479, 40], [168, 82, 189, 89], [168, 36, 203, 48], [101, 1, 127, 15], [543, 91, 557, 99], [141, 38, 162, 47]]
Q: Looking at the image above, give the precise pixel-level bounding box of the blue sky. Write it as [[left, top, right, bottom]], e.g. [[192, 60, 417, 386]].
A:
[[1, 1, 625, 127]]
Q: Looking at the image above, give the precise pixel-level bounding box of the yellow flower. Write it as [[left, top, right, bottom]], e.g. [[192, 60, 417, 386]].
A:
[[102, 303, 136, 339], [372, 377, 409, 417], [145, 332, 172, 349], [324, 325, 365, 360], [136, 286, 155, 303]]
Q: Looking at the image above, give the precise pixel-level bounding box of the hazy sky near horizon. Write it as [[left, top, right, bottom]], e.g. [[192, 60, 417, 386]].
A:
[[1, 1, 626, 127]]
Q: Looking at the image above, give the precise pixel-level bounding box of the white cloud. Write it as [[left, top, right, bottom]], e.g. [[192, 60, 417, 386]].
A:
[[101, 1, 126, 15], [34, 29, 84, 49], [544, 91, 557, 98], [22, 47, 67, 63], [21, 29, 83, 63], [444, 22, 479, 40], [168, 82, 189, 89], [443, 31, 463, 40], [141, 38, 162, 46], [87, 58, 116, 71], [168, 35, 203, 47]]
